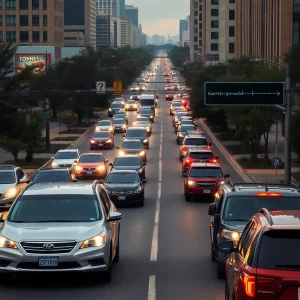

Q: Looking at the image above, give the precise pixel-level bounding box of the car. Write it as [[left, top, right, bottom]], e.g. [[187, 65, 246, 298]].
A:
[[209, 182, 300, 279], [117, 139, 147, 162], [163, 72, 168, 76], [125, 100, 137, 111], [112, 111, 128, 124], [130, 85, 139, 92], [0, 165, 29, 207], [109, 155, 146, 179], [73, 153, 109, 180], [90, 131, 114, 150], [31, 168, 77, 182], [0, 181, 121, 282], [103, 170, 146, 207], [108, 102, 123, 117], [137, 107, 154, 123], [133, 117, 152, 135], [112, 98, 125, 106], [51, 149, 81, 168], [170, 101, 183, 115], [166, 91, 177, 100], [124, 127, 149, 149], [130, 92, 140, 101], [175, 119, 195, 133], [138, 83, 147, 92], [139, 94, 156, 114], [176, 125, 198, 144], [173, 111, 190, 126], [96, 120, 115, 134], [220, 208, 300, 299], [112, 118, 127, 133], [179, 135, 211, 160], [183, 162, 229, 202]]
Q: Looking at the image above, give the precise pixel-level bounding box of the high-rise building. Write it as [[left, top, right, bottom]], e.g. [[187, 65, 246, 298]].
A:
[[64, 0, 96, 49], [0, 0, 64, 57], [189, 0, 200, 60], [120, 18, 133, 47], [117, 0, 126, 18], [141, 33, 147, 46], [236, 0, 294, 63], [151, 35, 165, 45], [125, 5, 138, 28], [96, 13, 114, 49], [179, 19, 188, 46], [138, 24, 143, 46], [96, 0, 117, 16]]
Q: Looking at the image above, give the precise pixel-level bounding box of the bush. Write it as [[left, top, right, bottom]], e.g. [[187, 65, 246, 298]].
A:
[[61, 112, 77, 131]]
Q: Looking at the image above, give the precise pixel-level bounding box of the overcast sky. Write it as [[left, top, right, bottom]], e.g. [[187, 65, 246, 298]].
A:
[[126, 0, 189, 37]]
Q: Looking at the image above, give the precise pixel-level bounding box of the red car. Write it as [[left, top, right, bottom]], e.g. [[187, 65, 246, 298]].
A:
[[183, 162, 229, 201], [166, 91, 176, 100], [90, 131, 114, 150]]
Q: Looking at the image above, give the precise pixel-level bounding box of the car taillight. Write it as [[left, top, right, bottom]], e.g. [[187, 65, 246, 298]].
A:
[[182, 146, 188, 151], [255, 192, 282, 197], [209, 159, 217, 163], [184, 158, 192, 165], [206, 145, 211, 150], [242, 274, 255, 298]]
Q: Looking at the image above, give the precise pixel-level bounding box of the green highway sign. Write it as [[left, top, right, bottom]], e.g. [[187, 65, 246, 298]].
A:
[[44, 111, 51, 120], [204, 82, 285, 105]]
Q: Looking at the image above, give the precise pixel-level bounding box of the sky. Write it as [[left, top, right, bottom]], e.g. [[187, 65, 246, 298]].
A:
[[126, 0, 189, 37]]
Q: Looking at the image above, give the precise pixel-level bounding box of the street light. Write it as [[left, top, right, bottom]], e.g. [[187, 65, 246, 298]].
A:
[[251, 58, 292, 184], [98, 55, 115, 71]]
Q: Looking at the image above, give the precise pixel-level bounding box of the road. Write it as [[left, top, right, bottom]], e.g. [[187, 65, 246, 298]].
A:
[[0, 59, 243, 300]]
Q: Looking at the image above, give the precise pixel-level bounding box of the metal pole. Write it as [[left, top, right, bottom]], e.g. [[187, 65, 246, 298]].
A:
[[45, 51, 50, 150], [98, 58, 100, 71], [284, 64, 292, 184]]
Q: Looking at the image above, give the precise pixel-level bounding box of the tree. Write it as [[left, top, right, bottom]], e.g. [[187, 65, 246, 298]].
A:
[[61, 112, 77, 132], [0, 136, 24, 162], [169, 46, 190, 68]]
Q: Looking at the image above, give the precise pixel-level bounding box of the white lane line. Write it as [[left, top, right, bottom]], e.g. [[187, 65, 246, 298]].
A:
[[150, 224, 158, 261], [148, 275, 156, 300], [158, 160, 162, 182]]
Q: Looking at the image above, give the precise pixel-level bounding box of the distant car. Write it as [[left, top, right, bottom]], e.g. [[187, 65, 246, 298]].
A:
[[179, 135, 211, 160], [112, 111, 128, 124], [170, 100, 183, 115], [125, 100, 138, 111], [133, 117, 152, 135], [31, 168, 77, 182], [130, 85, 139, 92], [112, 118, 127, 133], [166, 91, 176, 100], [124, 127, 149, 149], [51, 149, 81, 168], [176, 125, 198, 144], [108, 102, 123, 117], [130, 92, 140, 101], [117, 139, 147, 162], [90, 131, 114, 150], [138, 107, 154, 123], [112, 98, 125, 106], [96, 120, 115, 134]]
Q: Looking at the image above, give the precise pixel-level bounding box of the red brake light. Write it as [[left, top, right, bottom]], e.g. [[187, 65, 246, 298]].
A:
[[182, 146, 188, 151], [209, 159, 217, 163], [242, 274, 255, 298], [206, 145, 211, 150], [255, 192, 282, 197]]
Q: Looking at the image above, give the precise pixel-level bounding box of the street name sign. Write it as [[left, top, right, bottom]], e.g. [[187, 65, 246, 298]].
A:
[[96, 81, 106, 93], [204, 82, 284, 105]]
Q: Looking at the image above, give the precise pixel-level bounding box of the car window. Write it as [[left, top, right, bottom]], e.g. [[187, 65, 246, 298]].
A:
[[184, 138, 208, 146], [189, 152, 214, 159], [189, 167, 223, 178], [8, 194, 102, 223], [98, 121, 111, 126], [240, 221, 256, 257], [237, 221, 254, 256], [79, 155, 104, 163], [55, 151, 79, 159], [114, 157, 141, 166], [121, 141, 143, 149], [0, 171, 15, 184], [106, 173, 139, 183], [33, 171, 70, 182], [94, 132, 110, 138]]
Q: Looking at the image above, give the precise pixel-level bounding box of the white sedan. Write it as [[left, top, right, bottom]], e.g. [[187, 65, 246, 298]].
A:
[[96, 120, 115, 134]]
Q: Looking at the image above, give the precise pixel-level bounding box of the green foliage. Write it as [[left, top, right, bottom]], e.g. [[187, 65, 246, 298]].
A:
[[169, 46, 190, 67], [60, 112, 77, 131], [0, 136, 24, 162]]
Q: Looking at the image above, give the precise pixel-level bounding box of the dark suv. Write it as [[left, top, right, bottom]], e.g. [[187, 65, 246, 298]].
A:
[[219, 208, 300, 300], [209, 181, 300, 279]]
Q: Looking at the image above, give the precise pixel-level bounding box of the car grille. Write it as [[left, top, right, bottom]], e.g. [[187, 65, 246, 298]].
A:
[[83, 168, 96, 171], [111, 191, 133, 195], [197, 182, 216, 187], [16, 262, 81, 270], [20, 241, 77, 254], [59, 164, 72, 167]]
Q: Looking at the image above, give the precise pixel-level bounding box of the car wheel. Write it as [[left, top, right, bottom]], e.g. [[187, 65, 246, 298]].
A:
[[113, 225, 120, 263], [211, 243, 217, 262], [103, 247, 113, 282], [217, 261, 226, 279], [225, 282, 230, 300]]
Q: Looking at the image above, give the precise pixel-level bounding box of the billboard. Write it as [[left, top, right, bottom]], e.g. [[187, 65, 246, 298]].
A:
[[15, 53, 51, 75]]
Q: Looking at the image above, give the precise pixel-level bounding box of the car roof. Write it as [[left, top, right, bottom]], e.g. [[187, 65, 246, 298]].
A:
[[266, 210, 300, 227], [23, 182, 95, 195], [123, 138, 142, 142], [188, 149, 212, 153], [57, 149, 78, 152], [127, 127, 146, 130], [108, 169, 138, 174], [185, 135, 206, 139], [190, 162, 220, 168], [115, 154, 140, 158], [80, 152, 104, 156]]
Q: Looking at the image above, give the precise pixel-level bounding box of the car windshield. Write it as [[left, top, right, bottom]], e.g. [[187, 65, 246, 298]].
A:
[[110, 103, 122, 108], [189, 152, 214, 159], [98, 121, 111, 126], [113, 119, 125, 125], [140, 99, 154, 105], [223, 196, 300, 221], [93, 132, 110, 138], [114, 157, 141, 166], [180, 121, 194, 125], [79, 155, 104, 163], [127, 130, 147, 138], [33, 171, 70, 183], [140, 109, 152, 114], [8, 194, 101, 223], [185, 138, 208, 146], [106, 173, 139, 183], [127, 100, 135, 104], [0, 171, 15, 184], [55, 151, 78, 159], [121, 141, 143, 149], [189, 167, 223, 178]]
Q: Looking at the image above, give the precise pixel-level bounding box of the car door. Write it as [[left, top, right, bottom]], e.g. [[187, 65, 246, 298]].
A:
[[211, 190, 223, 251]]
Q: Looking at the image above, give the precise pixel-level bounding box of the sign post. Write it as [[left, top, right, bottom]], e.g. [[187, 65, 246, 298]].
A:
[[96, 81, 106, 93], [272, 157, 282, 182]]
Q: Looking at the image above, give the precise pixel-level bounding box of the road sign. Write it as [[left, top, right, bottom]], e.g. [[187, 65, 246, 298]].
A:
[[96, 81, 106, 93], [204, 82, 284, 105], [44, 111, 51, 120], [113, 81, 122, 92], [272, 157, 282, 167]]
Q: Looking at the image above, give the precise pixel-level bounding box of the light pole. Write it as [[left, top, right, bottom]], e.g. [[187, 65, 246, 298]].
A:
[[251, 58, 291, 184], [97, 55, 115, 71]]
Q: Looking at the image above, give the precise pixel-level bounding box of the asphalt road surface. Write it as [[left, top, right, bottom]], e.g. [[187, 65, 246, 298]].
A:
[[0, 59, 243, 300]]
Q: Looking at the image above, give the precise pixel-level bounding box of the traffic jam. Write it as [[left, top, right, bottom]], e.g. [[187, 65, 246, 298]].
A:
[[0, 56, 300, 299]]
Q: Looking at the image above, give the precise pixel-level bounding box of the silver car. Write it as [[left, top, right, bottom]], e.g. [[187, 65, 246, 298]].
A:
[[0, 181, 121, 282]]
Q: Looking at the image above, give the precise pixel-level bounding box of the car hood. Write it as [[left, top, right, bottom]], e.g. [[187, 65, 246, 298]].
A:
[[0, 184, 14, 194], [53, 159, 77, 165], [111, 166, 141, 171], [104, 183, 140, 191], [122, 149, 143, 154], [2, 221, 105, 242], [222, 221, 247, 232], [92, 137, 111, 141], [126, 136, 147, 141]]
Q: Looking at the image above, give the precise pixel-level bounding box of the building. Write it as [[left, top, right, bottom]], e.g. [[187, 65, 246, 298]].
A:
[[132, 24, 139, 48], [120, 18, 133, 47], [64, 0, 96, 49], [182, 30, 189, 47], [138, 24, 143, 45], [96, 13, 114, 49], [151, 34, 165, 45], [141, 33, 147, 46], [117, 0, 125, 18], [96, 0, 117, 16], [189, 0, 201, 60], [236, 0, 294, 63], [125, 5, 138, 28], [180, 19, 188, 46], [0, 0, 64, 60]]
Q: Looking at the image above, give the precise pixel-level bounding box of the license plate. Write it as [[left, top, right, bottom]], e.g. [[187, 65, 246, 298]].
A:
[[203, 189, 211, 194], [98, 143, 103, 146], [118, 196, 126, 200], [38, 257, 58, 267], [87, 171, 93, 175]]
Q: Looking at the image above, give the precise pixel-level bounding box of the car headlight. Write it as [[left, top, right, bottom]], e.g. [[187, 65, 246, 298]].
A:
[[0, 235, 18, 249], [221, 230, 240, 241], [119, 150, 125, 156], [80, 232, 106, 249], [138, 168, 143, 173], [90, 140, 96, 144], [52, 162, 58, 167], [133, 186, 142, 194], [143, 139, 148, 143], [187, 180, 196, 187], [75, 166, 83, 171], [149, 115, 153, 118], [4, 188, 17, 198], [139, 151, 145, 156], [109, 127, 113, 131], [96, 127, 100, 131], [125, 104, 129, 108], [97, 165, 106, 171], [109, 108, 112, 111], [146, 127, 150, 132], [219, 180, 225, 185], [122, 125, 126, 128], [130, 96, 133, 99], [105, 139, 112, 143]]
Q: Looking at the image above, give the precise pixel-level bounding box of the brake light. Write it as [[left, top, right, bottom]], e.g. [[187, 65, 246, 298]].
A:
[[209, 159, 217, 163], [182, 146, 188, 151], [184, 158, 192, 165], [255, 192, 282, 197], [242, 274, 255, 298], [206, 145, 211, 150]]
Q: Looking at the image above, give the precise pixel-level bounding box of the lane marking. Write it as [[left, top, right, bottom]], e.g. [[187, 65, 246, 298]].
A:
[[148, 275, 156, 300], [150, 224, 158, 261]]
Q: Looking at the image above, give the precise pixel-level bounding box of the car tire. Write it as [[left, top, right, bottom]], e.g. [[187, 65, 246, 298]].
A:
[[103, 248, 113, 282], [113, 226, 120, 263], [225, 282, 230, 300], [217, 261, 226, 279], [211, 243, 217, 262]]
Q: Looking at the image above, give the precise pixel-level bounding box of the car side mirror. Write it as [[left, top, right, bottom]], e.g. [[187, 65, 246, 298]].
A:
[[217, 241, 236, 253], [224, 174, 230, 178], [89, 136, 93, 139], [208, 203, 217, 216], [142, 179, 147, 183], [0, 213, 4, 223], [209, 143, 212, 146], [74, 160, 78, 163], [107, 212, 122, 222], [109, 163, 113, 166]]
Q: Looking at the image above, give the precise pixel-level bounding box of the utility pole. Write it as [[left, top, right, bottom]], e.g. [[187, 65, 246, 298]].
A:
[[44, 51, 50, 150]]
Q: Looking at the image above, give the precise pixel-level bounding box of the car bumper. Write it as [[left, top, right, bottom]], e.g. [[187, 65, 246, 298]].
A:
[[114, 127, 126, 133], [0, 244, 110, 273], [185, 186, 219, 196], [108, 193, 144, 204], [75, 170, 106, 179], [90, 143, 112, 149], [125, 106, 137, 111]]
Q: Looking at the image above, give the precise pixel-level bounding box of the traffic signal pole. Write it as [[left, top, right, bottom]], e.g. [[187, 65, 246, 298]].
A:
[[45, 51, 50, 150]]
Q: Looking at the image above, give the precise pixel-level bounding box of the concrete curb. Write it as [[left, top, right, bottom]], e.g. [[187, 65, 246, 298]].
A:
[[198, 118, 253, 183]]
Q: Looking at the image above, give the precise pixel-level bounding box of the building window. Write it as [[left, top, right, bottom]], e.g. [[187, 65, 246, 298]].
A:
[[32, 31, 39, 41], [194, 19, 198, 25], [199, 23, 202, 29], [199, 31, 202, 38], [32, 0, 39, 9], [211, 9, 219, 16], [0, 31, 2, 41], [32, 15, 39, 25], [199, 5, 202, 11], [211, 32, 219, 39], [194, 36, 198, 42], [43, 30, 47, 41], [211, 20, 219, 28], [6, 15, 16, 26], [19, 0, 28, 9], [229, 10, 235, 20], [211, 43, 218, 51], [229, 26, 235, 37], [43, 15, 47, 26], [43, 0, 47, 9], [194, 10, 198, 16], [20, 15, 28, 26], [199, 13, 202, 21], [0, 15, 2, 25], [194, 1, 198, 8], [6, 31, 16, 41], [6, 0, 16, 9], [211, 0, 219, 4], [229, 0, 235, 3], [229, 42, 235, 53], [20, 30, 28, 42], [194, 27, 197, 33], [0, 0, 2, 9]]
